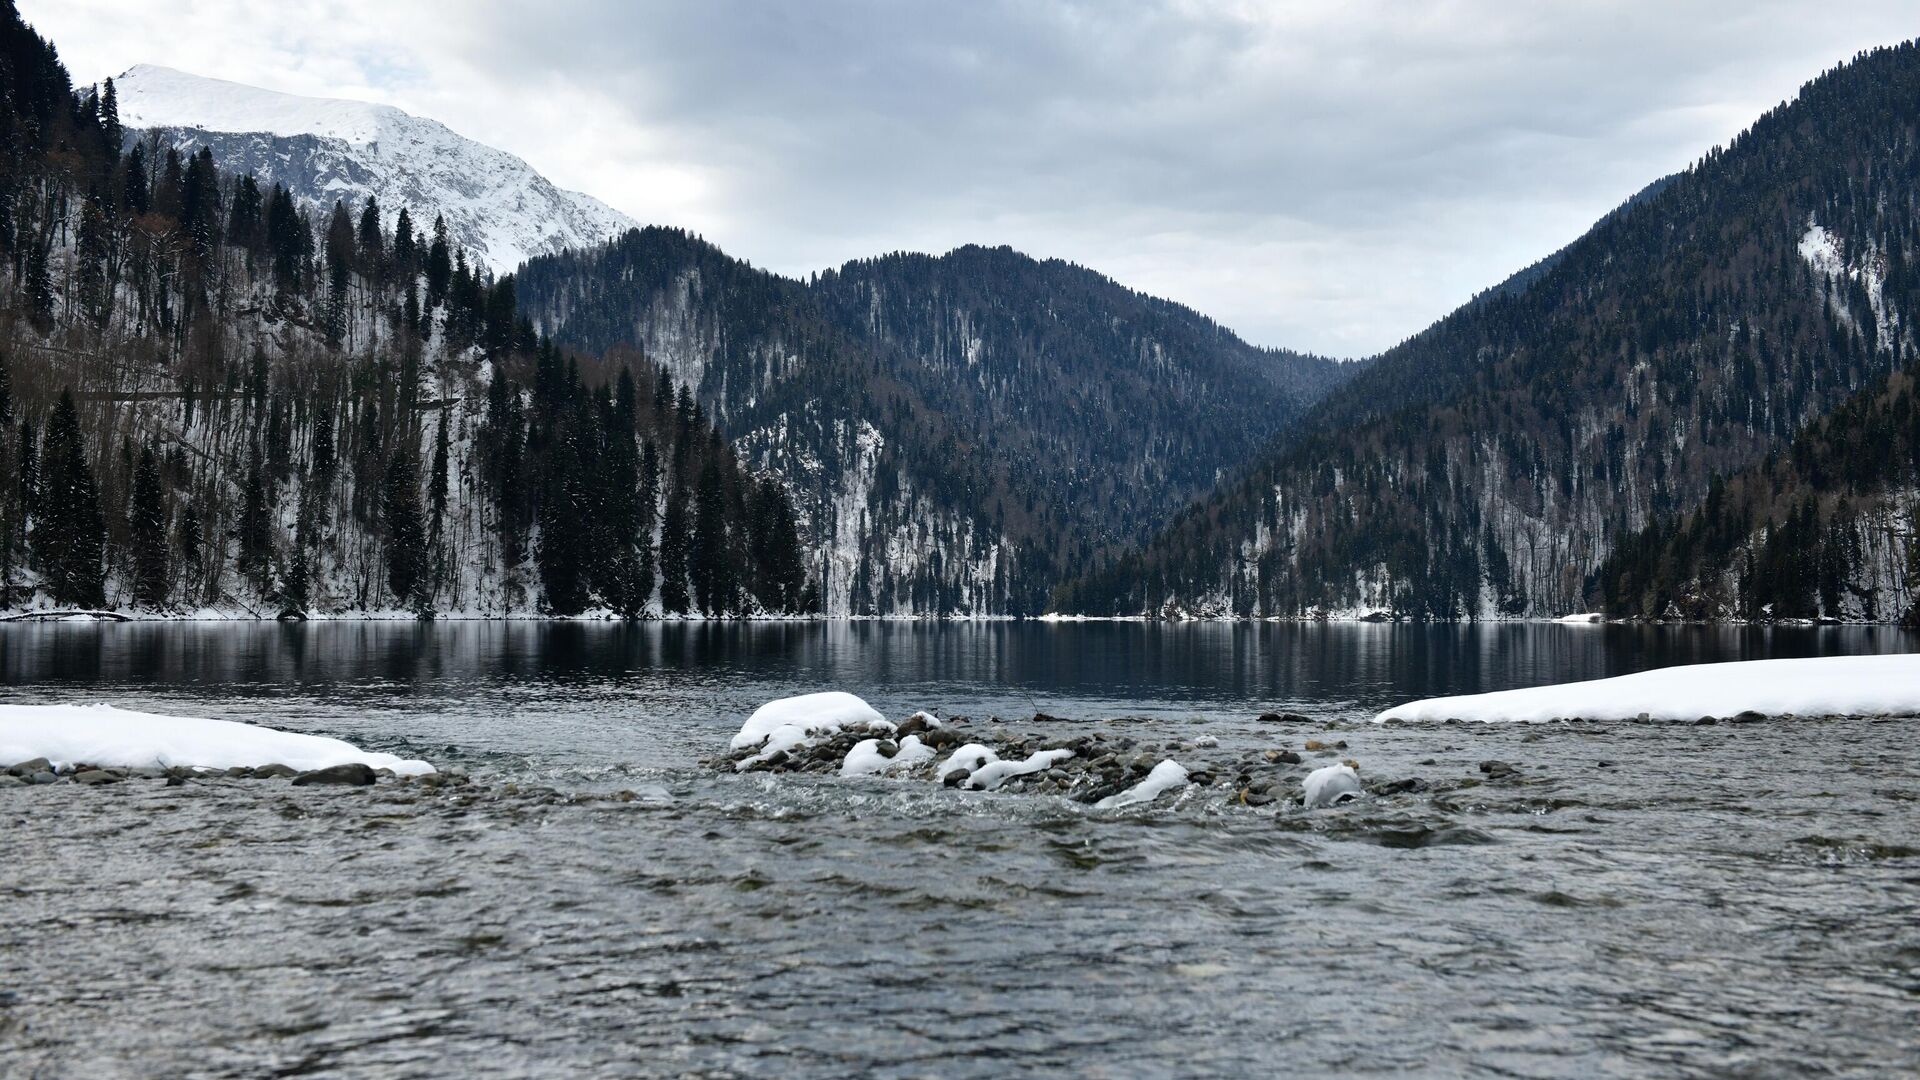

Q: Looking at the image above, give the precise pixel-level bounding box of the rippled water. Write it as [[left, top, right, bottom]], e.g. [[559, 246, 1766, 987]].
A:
[[3, 622, 1918, 1078]]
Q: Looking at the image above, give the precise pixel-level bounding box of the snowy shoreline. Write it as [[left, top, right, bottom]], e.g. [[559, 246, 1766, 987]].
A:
[[1374, 654, 1920, 724]]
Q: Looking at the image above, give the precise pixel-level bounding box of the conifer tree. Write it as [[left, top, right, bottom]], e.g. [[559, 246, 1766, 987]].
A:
[[33, 392, 106, 608], [659, 479, 691, 615], [425, 214, 452, 308], [692, 451, 731, 614], [130, 443, 168, 607], [381, 450, 428, 609], [430, 407, 449, 544]]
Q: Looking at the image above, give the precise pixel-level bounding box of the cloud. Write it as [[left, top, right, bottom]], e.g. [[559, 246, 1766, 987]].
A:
[[25, 0, 1918, 355]]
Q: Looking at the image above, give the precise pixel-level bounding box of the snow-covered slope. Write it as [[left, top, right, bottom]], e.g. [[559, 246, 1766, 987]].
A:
[[113, 64, 636, 274]]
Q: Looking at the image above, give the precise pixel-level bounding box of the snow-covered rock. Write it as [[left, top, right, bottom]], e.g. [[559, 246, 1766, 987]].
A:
[[1094, 759, 1190, 809], [839, 734, 935, 778], [1302, 763, 1362, 807], [1373, 654, 1920, 723], [0, 703, 434, 775], [730, 692, 888, 751], [963, 748, 1074, 791], [113, 64, 637, 274]]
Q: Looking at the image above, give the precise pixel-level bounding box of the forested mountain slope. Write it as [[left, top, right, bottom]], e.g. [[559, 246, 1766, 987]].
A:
[[1597, 365, 1920, 623], [517, 232, 1347, 615], [0, 2, 806, 618], [1058, 41, 1920, 620]]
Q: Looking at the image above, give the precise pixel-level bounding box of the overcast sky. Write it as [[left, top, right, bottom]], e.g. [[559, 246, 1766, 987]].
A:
[[25, 1, 1918, 357]]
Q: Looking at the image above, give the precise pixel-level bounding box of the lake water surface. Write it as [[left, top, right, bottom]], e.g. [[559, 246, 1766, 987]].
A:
[[3, 622, 1918, 1077]]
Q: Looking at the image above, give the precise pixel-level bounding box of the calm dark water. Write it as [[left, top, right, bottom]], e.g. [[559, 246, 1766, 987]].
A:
[[3, 622, 1918, 1078]]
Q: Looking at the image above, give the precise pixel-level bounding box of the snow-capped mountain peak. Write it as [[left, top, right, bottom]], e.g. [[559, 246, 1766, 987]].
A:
[[112, 64, 638, 274]]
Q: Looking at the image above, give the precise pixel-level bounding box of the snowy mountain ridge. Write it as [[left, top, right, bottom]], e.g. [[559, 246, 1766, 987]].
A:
[[112, 64, 638, 274]]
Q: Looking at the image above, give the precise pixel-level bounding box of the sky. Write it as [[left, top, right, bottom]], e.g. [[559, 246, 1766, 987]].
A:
[[24, 0, 1919, 357]]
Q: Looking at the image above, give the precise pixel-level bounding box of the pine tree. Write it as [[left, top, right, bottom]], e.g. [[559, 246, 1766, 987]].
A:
[[237, 442, 271, 586], [637, 437, 660, 612], [99, 76, 121, 155], [430, 407, 450, 543], [659, 478, 691, 615], [130, 443, 168, 607], [381, 450, 428, 609], [426, 214, 452, 309], [692, 452, 731, 614], [33, 392, 106, 608]]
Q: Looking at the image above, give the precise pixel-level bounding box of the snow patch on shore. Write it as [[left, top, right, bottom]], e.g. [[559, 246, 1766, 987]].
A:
[[1374, 654, 1920, 723], [0, 703, 434, 774]]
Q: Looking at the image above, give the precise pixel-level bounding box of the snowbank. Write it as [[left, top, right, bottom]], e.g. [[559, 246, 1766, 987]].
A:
[[731, 692, 888, 750], [0, 703, 435, 775], [1553, 612, 1604, 624], [1374, 654, 1920, 724], [1095, 760, 1190, 809]]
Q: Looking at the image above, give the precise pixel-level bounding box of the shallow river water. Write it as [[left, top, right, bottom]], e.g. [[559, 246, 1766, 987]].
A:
[[2, 622, 1918, 1078]]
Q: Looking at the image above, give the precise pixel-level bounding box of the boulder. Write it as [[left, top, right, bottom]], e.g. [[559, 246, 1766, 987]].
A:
[[291, 763, 377, 787]]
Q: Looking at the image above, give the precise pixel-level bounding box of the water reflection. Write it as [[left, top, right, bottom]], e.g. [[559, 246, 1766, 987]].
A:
[[0, 620, 1911, 711]]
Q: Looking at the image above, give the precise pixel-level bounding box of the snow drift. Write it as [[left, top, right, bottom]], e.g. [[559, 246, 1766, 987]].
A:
[[0, 703, 435, 774], [1374, 654, 1920, 723]]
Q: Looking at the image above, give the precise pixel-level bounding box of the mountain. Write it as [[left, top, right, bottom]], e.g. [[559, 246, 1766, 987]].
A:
[[1057, 42, 1920, 620], [110, 64, 637, 274], [516, 232, 1350, 615], [0, 6, 806, 618], [1596, 365, 1920, 623]]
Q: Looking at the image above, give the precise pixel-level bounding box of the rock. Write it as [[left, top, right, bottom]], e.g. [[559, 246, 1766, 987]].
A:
[[1241, 790, 1276, 807], [252, 763, 299, 779], [1374, 777, 1428, 795], [940, 768, 972, 787], [0, 775, 24, 788], [895, 714, 932, 738], [1478, 760, 1518, 779], [1265, 749, 1303, 765], [1694, 716, 1718, 725], [920, 727, 965, 751], [1256, 712, 1312, 724], [73, 770, 119, 785], [1731, 710, 1768, 724], [290, 763, 377, 787], [29, 771, 56, 785], [7, 758, 51, 777]]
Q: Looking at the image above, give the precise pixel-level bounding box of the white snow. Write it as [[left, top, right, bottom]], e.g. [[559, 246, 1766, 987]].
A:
[[939, 743, 1000, 777], [1373, 654, 1920, 724], [839, 734, 934, 778], [1302, 763, 1362, 807], [1553, 612, 1604, 624], [963, 748, 1074, 791], [731, 692, 888, 750], [112, 64, 638, 274], [1799, 224, 1845, 278], [1094, 759, 1190, 810], [0, 703, 434, 775]]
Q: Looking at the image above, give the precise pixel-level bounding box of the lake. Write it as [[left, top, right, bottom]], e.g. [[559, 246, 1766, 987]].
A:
[[3, 621, 1918, 1077]]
